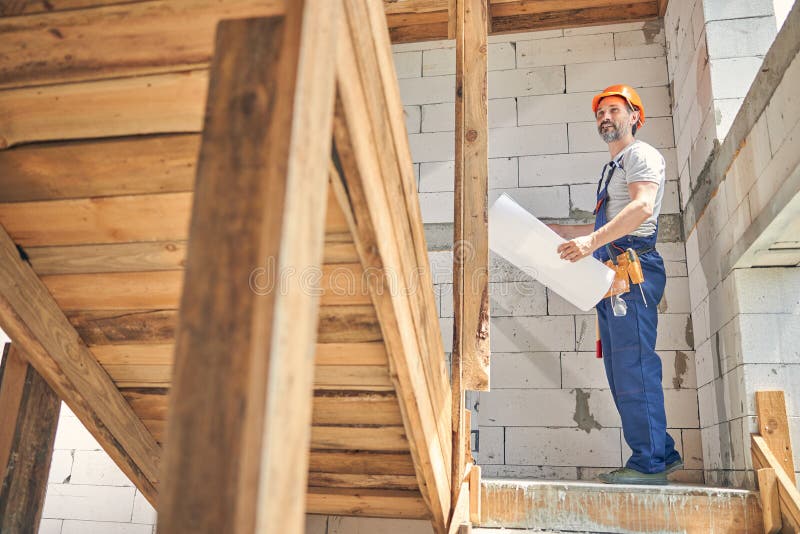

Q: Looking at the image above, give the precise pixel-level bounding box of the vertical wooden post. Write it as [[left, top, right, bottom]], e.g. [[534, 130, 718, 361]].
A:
[[468, 464, 481, 524], [158, 2, 339, 533], [453, 0, 489, 509], [756, 390, 796, 484], [0, 344, 61, 533], [756, 467, 782, 534]]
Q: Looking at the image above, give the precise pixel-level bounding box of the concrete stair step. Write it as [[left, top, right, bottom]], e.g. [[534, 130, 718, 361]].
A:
[[479, 478, 763, 534]]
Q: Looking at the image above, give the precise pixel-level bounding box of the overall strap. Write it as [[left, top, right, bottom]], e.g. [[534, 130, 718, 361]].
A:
[[593, 154, 625, 215]]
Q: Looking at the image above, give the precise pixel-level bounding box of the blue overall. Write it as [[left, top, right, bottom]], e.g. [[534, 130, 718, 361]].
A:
[[592, 157, 681, 474]]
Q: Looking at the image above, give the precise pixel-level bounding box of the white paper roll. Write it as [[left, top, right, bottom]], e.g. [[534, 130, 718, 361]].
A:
[[489, 193, 615, 311]]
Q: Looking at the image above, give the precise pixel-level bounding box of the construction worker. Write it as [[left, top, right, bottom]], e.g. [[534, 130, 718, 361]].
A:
[[548, 85, 683, 485]]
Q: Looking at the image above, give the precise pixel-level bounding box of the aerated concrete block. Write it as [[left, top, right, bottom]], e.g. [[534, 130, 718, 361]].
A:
[[393, 50, 422, 79], [517, 33, 614, 68], [489, 66, 565, 98]]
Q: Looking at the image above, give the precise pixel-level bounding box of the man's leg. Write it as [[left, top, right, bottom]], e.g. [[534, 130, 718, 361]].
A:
[[607, 296, 667, 473], [607, 252, 680, 474]]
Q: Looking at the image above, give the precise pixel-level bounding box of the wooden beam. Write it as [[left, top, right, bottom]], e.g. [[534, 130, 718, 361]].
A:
[[453, 0, 489, 515], [362, 0, 453, 467], [447, 477, 471, 534], [490, 2, 658, 35], [454, 0, 490, 393], [0, 345, 60, 533], [0, 0, 286, 89], [657, 0, 669, 17], [0, 189, 349, 247], [333, 3, 453, 531], [306, 487, 431, 519], [468, 464, 481, 524], [0, 134, 200, 202], [756, 390, 796, 484], [752, 435, 800, 530], [37, 265, 370, 310], [0, 225, 160, 502], [158, 3, 339, 532], [756, 468, 782, 534]]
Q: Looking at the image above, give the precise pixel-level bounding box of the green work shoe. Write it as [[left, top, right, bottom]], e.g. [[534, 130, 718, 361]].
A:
[[665, 459, 684, 474], [597, 467, 667, 485]]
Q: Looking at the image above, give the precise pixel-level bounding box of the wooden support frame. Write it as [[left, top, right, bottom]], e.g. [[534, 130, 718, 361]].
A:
[[751, 390, 800, 533], [158, 3, 339, 533], [452, 0, 489, 518], [0, 344, 60, 532], [453, 0, 490, 393], [331, 2, 453, 527], [0, 224, 161, 503]]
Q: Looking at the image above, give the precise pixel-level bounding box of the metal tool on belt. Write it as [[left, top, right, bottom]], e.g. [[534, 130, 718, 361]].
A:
[[601, 246, 647, 305], [595, 246, 648, 358]]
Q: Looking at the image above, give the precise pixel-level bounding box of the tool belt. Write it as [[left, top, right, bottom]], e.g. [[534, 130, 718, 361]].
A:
[[601, 246, 650, 299]]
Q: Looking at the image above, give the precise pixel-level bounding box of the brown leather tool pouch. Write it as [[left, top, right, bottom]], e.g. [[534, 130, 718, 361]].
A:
[[602, 256, 631, 299]]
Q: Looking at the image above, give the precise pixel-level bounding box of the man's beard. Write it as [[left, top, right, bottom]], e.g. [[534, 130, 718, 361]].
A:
[[598, 120, 628, 143]]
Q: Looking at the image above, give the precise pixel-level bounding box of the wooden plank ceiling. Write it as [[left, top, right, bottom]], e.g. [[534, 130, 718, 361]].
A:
[[388, 0, 665, 42], [0, 0, 666, 90]]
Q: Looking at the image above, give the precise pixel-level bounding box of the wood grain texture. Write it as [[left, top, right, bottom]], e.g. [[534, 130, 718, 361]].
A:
[[0, 0, 286, 89], [363, 0, 453, 475], [158, 4, 339, 532], [307, 472, 419, 491], [0, 70, 208, 148], [453, 0, 490, 394], [490, 2, 658, 34], [308, 451, 416, 475], [756, 468, 782, 534], [40, 264, 370, 310], [334, 4, 452, 528], [0, 344, 25, 475], [24, 237, 354, 276], [0, 225, 160, 503], [489, 0, 653, 16], [756, 390, 796, 484], [752, 435, 800, 530], [306, 487, 431, 519], [0, 188, 348, 247], [311, 426, 408, 451], [0, 345, 61, 534], [121, 388, 404, 426], [0, 0, 141, 15], [451, 0, 489, 516], [0, 134, 199, 202]]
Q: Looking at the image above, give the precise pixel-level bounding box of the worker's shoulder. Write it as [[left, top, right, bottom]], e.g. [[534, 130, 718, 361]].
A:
[[625, 139, 665, 166]]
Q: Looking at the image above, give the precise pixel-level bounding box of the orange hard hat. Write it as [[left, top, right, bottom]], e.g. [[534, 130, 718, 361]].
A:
[[592, 84, 645, 129]]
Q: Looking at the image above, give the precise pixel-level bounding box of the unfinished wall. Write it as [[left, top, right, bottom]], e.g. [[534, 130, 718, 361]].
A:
[[665, 0, 777, 216], [671, 0, 800, 488], [398, 22, 701, 483]]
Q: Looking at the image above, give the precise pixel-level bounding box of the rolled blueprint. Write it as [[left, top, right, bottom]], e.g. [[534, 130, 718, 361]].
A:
[[489, 193, 615, 311]]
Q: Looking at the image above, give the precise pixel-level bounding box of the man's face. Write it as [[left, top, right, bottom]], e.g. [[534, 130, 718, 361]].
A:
[[595, 95, 637, 143]]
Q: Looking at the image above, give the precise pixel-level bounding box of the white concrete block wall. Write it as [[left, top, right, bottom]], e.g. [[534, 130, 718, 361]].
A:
[[395, 22, 701, 487], [665, 0, 777, 210], [681, 25, 800, 488], [38, 404, 157, 533]]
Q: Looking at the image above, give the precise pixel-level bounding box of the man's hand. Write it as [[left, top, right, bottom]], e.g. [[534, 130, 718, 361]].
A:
[[557, 234, 598, 262]]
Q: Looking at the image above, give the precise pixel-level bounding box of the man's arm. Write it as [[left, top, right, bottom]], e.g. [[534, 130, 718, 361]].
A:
[[556, 180, 659, 262]]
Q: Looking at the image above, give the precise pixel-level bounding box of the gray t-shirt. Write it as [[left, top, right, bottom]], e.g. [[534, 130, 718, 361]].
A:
[[604, 140, 665, 237]]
